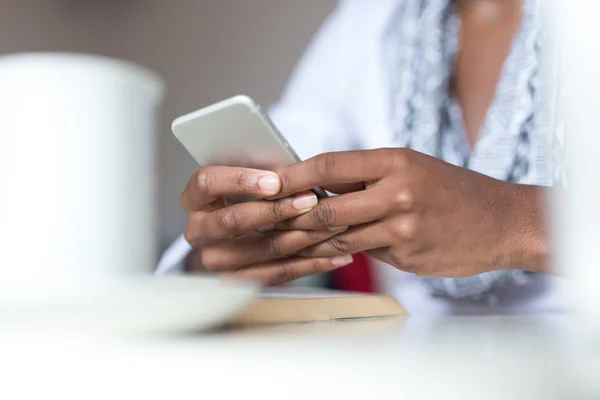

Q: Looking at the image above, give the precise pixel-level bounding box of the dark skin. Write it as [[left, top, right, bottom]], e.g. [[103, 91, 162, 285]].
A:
[[183, 0, 549, 285], [181, 168, 353, 284], [455, 0, 523, 144], [273, 148, 548, 277]]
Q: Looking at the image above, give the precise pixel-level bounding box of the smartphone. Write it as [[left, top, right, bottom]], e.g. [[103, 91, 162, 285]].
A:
[[172, 95, 328, 200]]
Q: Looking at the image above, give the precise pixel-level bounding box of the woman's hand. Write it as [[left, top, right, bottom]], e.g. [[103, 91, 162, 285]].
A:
[[181, 166, 353, 286], [275, 148, 548, 277]]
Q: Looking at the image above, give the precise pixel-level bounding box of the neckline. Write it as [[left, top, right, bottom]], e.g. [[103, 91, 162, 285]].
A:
[[446, 0, 533, 160]]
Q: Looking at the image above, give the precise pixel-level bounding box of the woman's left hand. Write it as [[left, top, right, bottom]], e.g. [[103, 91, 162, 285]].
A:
[[274, 148, 547, 277]]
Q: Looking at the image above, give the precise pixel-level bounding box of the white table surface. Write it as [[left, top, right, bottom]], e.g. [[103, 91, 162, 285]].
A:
[[1, 312, 597, 400]]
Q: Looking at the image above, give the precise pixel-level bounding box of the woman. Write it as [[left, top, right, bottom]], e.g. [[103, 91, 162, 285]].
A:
[[158, 0, 565, 315]]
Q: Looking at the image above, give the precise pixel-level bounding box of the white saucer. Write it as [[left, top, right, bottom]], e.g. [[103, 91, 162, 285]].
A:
[[0, 276, 260, 335]]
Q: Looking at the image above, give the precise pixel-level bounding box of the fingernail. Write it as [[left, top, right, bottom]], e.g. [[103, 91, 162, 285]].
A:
[[257, 174, 281, 194], [292, 193, 318, 211], [331, 255, 353, 267], [328, 226, 348, 233]]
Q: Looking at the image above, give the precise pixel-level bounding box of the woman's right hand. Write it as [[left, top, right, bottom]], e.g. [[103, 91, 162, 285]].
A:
[[181, 166, 353, 285]]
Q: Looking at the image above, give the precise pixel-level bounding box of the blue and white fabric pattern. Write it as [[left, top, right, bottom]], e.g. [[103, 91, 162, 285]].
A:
[[383, 0, 562, 299]]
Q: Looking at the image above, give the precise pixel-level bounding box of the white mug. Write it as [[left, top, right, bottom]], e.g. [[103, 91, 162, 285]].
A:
[[0, 53, 165, 303]]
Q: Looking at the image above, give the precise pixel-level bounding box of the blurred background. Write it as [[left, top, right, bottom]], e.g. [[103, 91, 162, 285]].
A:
[[0, 0, 336, 251]]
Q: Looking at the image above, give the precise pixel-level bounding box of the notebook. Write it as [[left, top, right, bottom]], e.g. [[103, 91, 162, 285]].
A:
[[229, 287, 407, 326]]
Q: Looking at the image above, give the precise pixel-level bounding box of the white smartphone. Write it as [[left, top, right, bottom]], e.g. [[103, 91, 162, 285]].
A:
[[172, 95, 328, 199]]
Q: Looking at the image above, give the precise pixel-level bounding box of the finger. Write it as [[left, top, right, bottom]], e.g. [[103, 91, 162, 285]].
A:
[[186, 192, 319, 245], [298, 222, 389, 258], [200, 227, 348, 271], [181, 166, 281, 212], [275, 186, 391, 230], [225, 255, 354, 286], [275, 149, 394, 198], [364, 248, 395, 266], [256, 223, 276, 232], [323, 182, 366, 194]]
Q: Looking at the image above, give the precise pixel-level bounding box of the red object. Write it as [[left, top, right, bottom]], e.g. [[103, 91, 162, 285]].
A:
[[329, 252, 375, 293]]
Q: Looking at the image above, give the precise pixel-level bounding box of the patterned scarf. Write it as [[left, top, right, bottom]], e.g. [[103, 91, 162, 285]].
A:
[[383, 0, 560, 300]]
